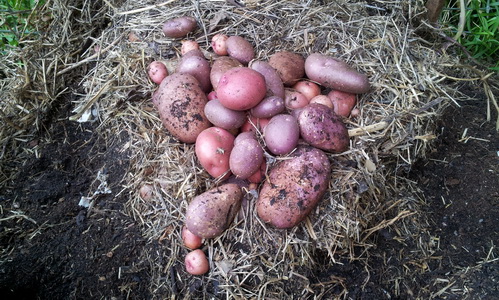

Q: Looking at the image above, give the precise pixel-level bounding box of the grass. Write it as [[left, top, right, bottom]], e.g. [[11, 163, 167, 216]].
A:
[[443, 0, 499, 71], [0, 0, 44, 52]]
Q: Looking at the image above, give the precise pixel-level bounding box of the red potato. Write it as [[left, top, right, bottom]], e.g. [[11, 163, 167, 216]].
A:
[[204, 99, 247, 130], [176, 55, 212, 93], [211, 33, 229, 56], [229, 138, 264, 179], [241, 116, 270, 133], [268, 51, 305, 86], [181, 40, 200, 55], [247, 160, 266, 184], [264, 114, 300, 155], [195, 127, 235, 180], [327, 89, 357, 117], [162, 16, 197, 38], [217, 67, 267, 111], [250, 60, 285, 99], [207, 90, 217, 100], [309, 95, 334, 109], [185, 249, 209, 275], [225, 36, 255, 65], [210, 57, 243, 90], [284, 88, 309, 110], [250, 96, 285, 119], [292, 81, 321, 101], [182, 226, 203, 249], [147, 61, 168, 84]]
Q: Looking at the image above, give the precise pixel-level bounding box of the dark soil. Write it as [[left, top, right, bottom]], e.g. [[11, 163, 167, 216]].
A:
[[1, 94, 497, 299]]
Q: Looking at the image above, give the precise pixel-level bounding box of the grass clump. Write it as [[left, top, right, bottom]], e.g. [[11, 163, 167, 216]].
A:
[[0, 0, 44, 52]]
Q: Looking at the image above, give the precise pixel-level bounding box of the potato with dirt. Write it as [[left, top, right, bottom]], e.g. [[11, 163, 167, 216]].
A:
[[257, 145, 331, 229], [268, 51, 305, 86], [225, 35, 255, 65], [152, 73, 211, 143], [162, 16, 198, 38], [185, 183, 243, 238]]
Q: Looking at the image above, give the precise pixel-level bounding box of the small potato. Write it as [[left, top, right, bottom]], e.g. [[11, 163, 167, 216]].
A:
[[162, 16, 197, 38], [207, 90, 217, 100], [182, 226, 203, 249], [147, 61, 168, 84], [176, 55, 212, 93], [185, 183, 243, 238], [257, 145, 331, 229], [210, 57, 243, 90], [250, 96, 285, 119], [152, 73, 211, 143], [250, 60, 285, 99], [264, 114, 300, 155], [241, 116, 270, 133], [226, 36, 255, 65], [185, 249, 209, 275], [284, 88, 309, 110], [182, 48, 205, 58], [217, 67, 267, 111], [247, 160, 266, 184], [305, 53, 370, 94], [139, 184, 154, 200], [211, 33, 229, 56], [181, 40, 200, 55], [292, 80, 321, 101], [327, 89, 357, 117], [234, 131, 257, 145], [297, 103, 349, 153], [309, 95, 333, 109], [229, 138, 264, 179], [204, 99, 247, 130], [268, 51, 305, 86], [195, 127, 235, 179]]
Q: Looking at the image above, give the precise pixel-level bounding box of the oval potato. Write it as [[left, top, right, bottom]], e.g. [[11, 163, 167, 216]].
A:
[[268, 51, 305, 86], [210, 57, 243, 90], [250, 60, 285, 99], [162, 16, 197, 38], [226, 36, 255, 65], [176, 55, 212, 93]]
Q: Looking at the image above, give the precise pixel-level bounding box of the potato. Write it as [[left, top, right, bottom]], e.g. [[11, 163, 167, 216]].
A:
[[257, 145, 331, 229], [195, 127, 235, 180], [241, 116, 270, 133], [185, 249, 209, 275], [139, 184, 154, 201], [147, 61, 168, 84], [247, 160, 266, 184], [297, 103, 349, 153], [182, 226, 203, 249], [181, 40, 200, 55], [226, 36, 255, 65], [304, 53, 370, 94], [211, 33, 229, 56], [284, 88, 309, 110], [152, 73, 211, 143], [327, 89, 357, 117], [210, 57, 243, 90], [309, 95, 333, 109], [176, 55, 212, 93], [229, 138, 264, 179], [162, 16, 197, 38], [250, 60, 285, 99], [292, 80, 321, 101], [185, 183, 243, 238], [250, 95, 285, 118], [264, 114, 300, 155], [234, 131, 256, 145], [268, 51, 305, 86], [217, 67, 267, 111], [204, 99, 246, 130]]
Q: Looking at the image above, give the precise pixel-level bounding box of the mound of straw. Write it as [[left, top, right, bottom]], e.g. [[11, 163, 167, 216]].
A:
[[1, 0, 497, 298]]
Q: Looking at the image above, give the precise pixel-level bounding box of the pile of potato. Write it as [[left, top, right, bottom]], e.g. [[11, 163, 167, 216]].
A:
[[147, 16, 370, 275]]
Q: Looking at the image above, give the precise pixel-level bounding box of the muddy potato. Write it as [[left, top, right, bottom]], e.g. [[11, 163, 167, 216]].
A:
[[152, 73, 211, 143], [185, 183, 243, 238], [250, 96, 285, 118], [297, 103, 349, 153], [210, 57, 243, 90], [162, 16, 197, 38], [250, 60, 285, 99], [226, 36, 255, 65], [305, 53, 370, 94], [204, 99, 246, 130], [195, 127, 235, 180], [268, 51, 305, 86], [229, 138, 264, 179], [284, 88, 309, 110], [264, 114, 300, 155], [217, 67, 267, 111], [176, 54, 212, 93], [257, 145, 331, 229], [327, 89, 357, 117]]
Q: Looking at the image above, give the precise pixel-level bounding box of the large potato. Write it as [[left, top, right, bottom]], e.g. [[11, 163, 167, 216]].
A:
[[257, 146, 331, 229], [268, 51, 305, 86], [250, 60, 285, 99], [152, 73, 211, 143], [176, 55, 212, 93], [304, 53, 370, 94], [210, 57, 243, 90], [195, 127, 235, 180], [226, 36, 255, 65], [297, 103, 349, 153], [162, 16, 197, 38], [185, 183, 243, 238], [217, 67, 267, 111], [229, 138, 264, 179]]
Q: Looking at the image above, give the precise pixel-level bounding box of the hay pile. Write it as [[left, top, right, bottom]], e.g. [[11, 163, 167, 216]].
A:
[[1, 0, 497, 298]]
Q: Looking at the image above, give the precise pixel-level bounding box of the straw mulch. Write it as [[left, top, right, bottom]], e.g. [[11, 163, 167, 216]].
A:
[[1, 0, 497, 298]]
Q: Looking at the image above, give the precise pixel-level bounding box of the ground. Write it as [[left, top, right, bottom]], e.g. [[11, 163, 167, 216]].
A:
[[0, 91, 497, 299]]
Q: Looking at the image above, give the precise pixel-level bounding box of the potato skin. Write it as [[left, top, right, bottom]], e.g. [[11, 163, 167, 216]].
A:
[[204, 99, 246, 130], [297, 103, 349, 153], [268, 51, 305, 86], [229, 138, 264, 179], [226, 36, 255, 65], [304, 53, 370, 94], [250, 95, 285, 118], [147, 61, 168, 84], [152, 73, 211, 143], [185, 183, 243, 238], [195, 127, 235, 179], [176, 55, 212, 93], [210, 57, 243, 90], [217, 67, 267, 111], [162, 16, 197, 38], [264, 114, 300, 155], [257, 145, 331, 229], [250, 60, 285, 99], [327, 89, 357, 117]]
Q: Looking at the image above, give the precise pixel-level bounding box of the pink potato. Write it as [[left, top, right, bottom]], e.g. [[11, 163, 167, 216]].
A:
[[204, 99, 247, 130], [181, 40, 200, 55], [250, 96, 285, 119], [225, 36, 255, 65], [309, 95, 333, 109], [229, 138, 264, 179], [211, 33, 229, 56], [176, 54, 212, 93], [195, 127, 235, 180], [250, 60, 285, 99], [162, 16, 197, 38], [284, 88, 309, 110], [247, 160, 266, 184], [264, 114, 300, 155], [185, 249, 209, 275], [292, 80, 321, 101], [241, 116, 270, 133], [210, 57, 243, 90], [217, 67, 267, 111], [182, 226, 203, 249], [327, 89, 357, 117], [147, 61, 168, 84]]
